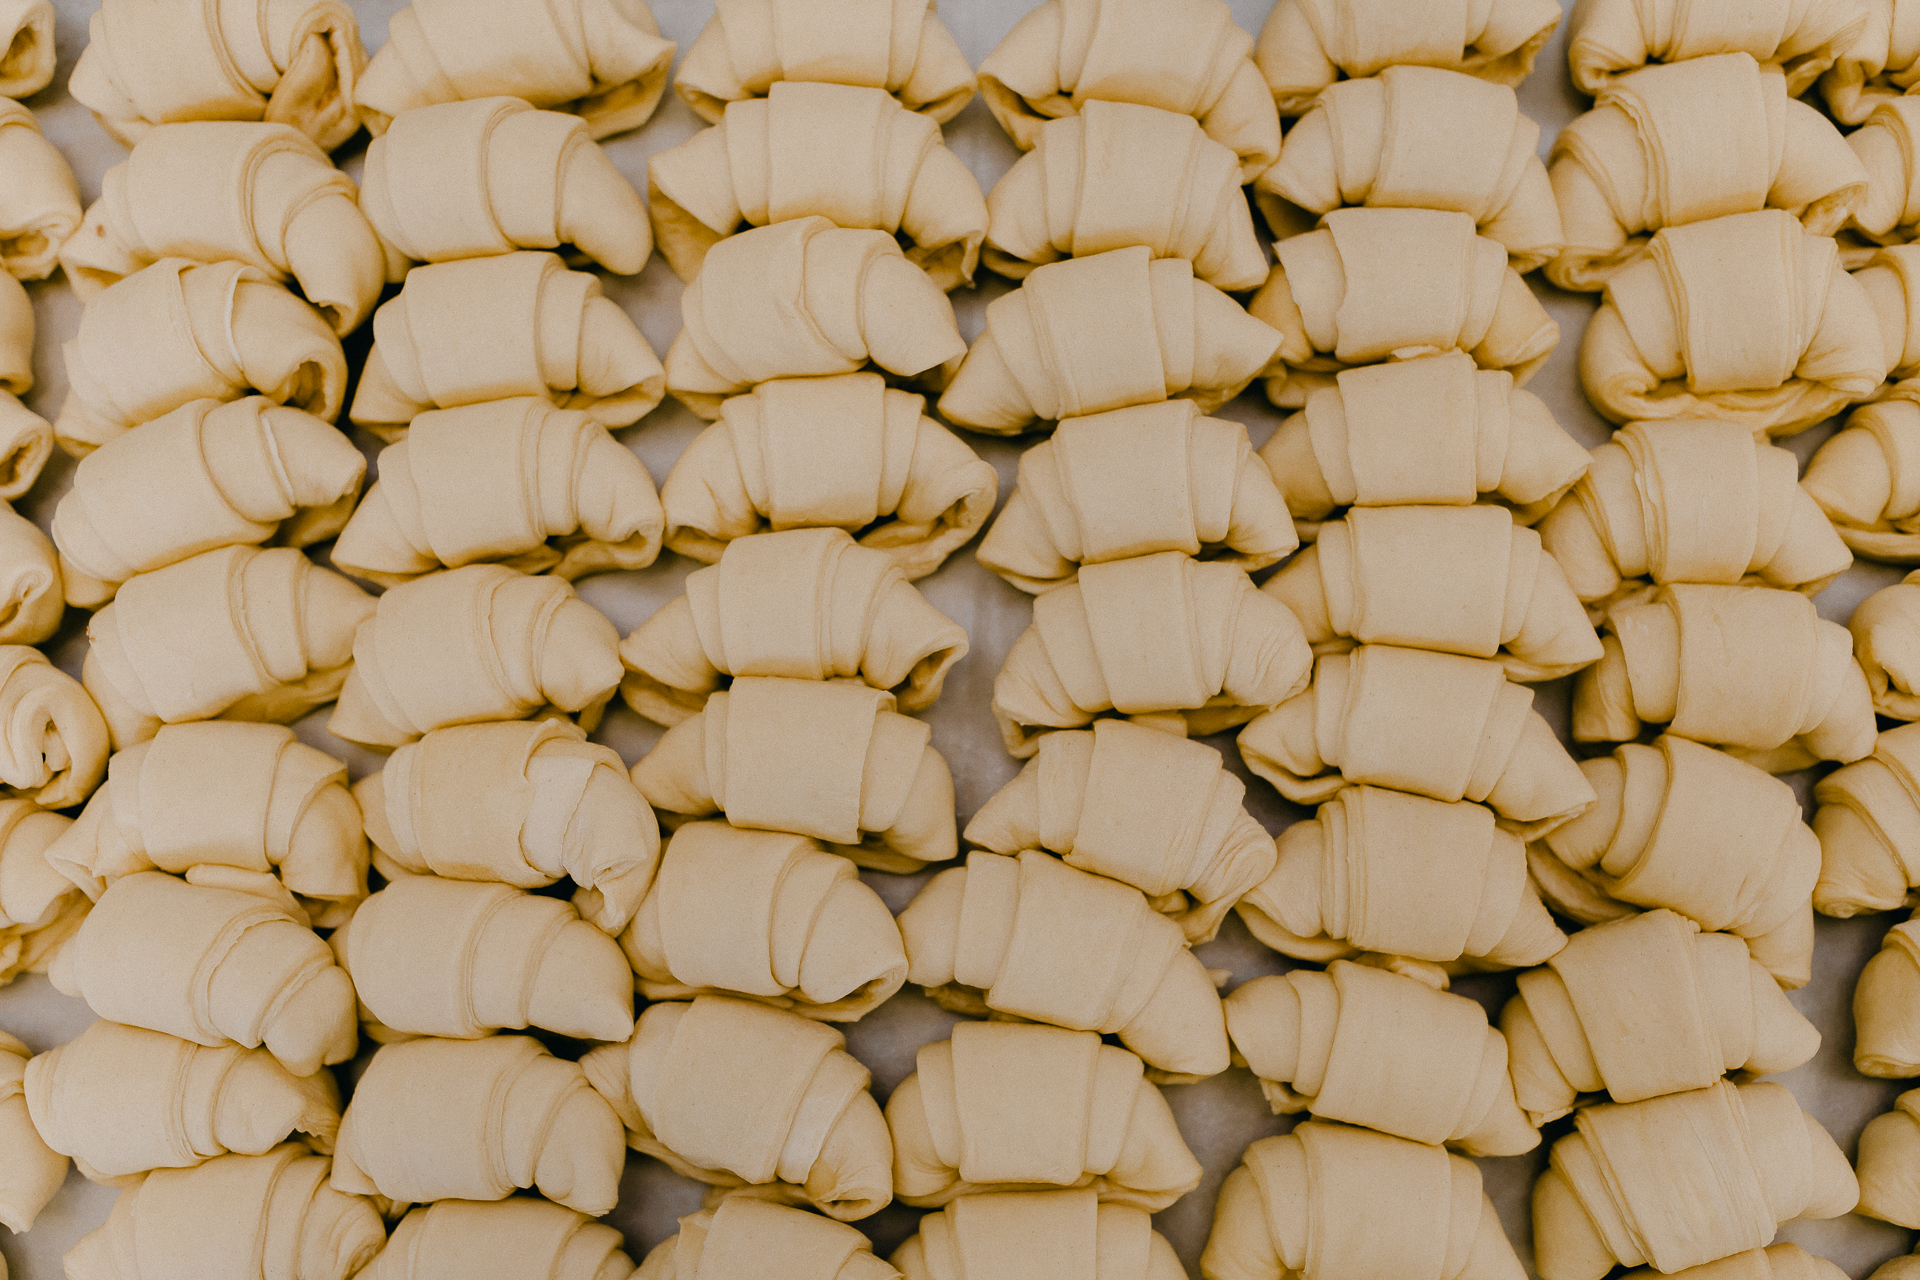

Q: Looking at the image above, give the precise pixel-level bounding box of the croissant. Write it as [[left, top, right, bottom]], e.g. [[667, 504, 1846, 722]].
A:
[[1235, 785, 1566, 969], [1802, 397, 1920, 561], [1567, 0, 1869, 95], [979, 401, 1294, 594], [354, 718, 659, 936], [1573, 584, 1876, 770], [660, 373, 996, 580], [51, 871, 357, 1077], [62, 1145, 386, 1280], [1875, 1246, 1920, 1280], [633, 677, 955, 873], [1851, 569, 1920, 719], [983, 100, 1264, 290], [331, 1034, 623, 1214], [0, 501, 57, 645], [1851, 913, 1920, 1075], [638, 1200, 893, 1280], [1252, 208, 1559, 409], [1534, 1081, 1858, 1280], [0, 0, 52, 98], [1535, 737, 1821, 988], [359, 97, 652, 276], [674, 0, 977, 125], [898, 850, 1230, 1080], [1823, 2, 1920, 124], [1626, 1247, 1848, 1280], [53, 397, 365, 608], [937, 246, 1282, 435], [0, 1030, 63, 1234], [328, 564, 622, 752], [25, 1018, 340, 1183], [365, 1198, 636, 1280], [619, 822, 907, 1020], [619, 528, 968, 726], [1239, 645, 1595, 837], [332, 398, 663, 586], [651, 81, 985, 291], [0, 274, 50, 503], [896, 1190, 1185, 1280], [1859, 1088, 1920, 1225], [1539, 419, 1851, 612], [580, 996, 892, 1221], [0, 100, 80, 282], [1812, 722, 1920, 915], [1549, 54, 1867, 292], [0, 799, 81, 987]]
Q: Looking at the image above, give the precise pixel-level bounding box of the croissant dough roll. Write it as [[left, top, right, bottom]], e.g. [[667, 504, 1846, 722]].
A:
[[979, 401, 1294, 594], [0, 273, 50, 503], [580, 996, 892, 1221], [1811, 722, 1920, 915], [0, 1030, 64, 1234], [328, 564, 621, 752], [660, 373, 996, 581], [0, 500, 58, 645], [1625, 1247, 1848, 1280], [360, 97, 652, 276], [895, 1190, 1185, 1280], [1824, 2, 1920, 125], [1533, 1081, 1857, 1280], [638, 1200, 894, 1280], [0, 798, 78, 988], [332, 398, 663, 586], [1851, 914, 1920, 1075], [366, 1198, 635, 1280], [1802, 397, 1920, 561], [0, 0, 52, 98], [0, 100, 80, 283], [1860, 1088, 1920, 1225], [634, 678, 955, 873], [619, 822, 907, 1020], [898, 850, 1230, 1080], [1850, 570, 1920, 720], [937, 245, 1282, 435], [1567, 0, 1869, 95], [619, 528, 967, 726]]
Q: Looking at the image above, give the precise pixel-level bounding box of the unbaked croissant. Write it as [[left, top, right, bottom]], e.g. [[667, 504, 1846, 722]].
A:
[[1567, 0, 1869, 95], [1859, 1088, 1920, 1225], [1252, 208, 1559, 409], [1549, 53, 1867, 292], [0, 272, 50, 503], [332, 1034, 623, 1214], [1847, 912, 1920, 1074], [619, 528, 968, 726], [983, 100, 1264, 290], [1851, 570, 1920, 721], [359, 97, 652, 276], [0, 0, 53, 98], [1579, 209, 1886, 436], [633, 677, 956, 873], [332, 398, 663, 586], [638, 1200, 892, 1280], [53, 396, 365, 608], [898, 850, 1230, 1081], [1535, 736, 1821, 988], [650, 80, 986, 290], [979, 401, 1294, 594], [1823, 1, 1920, 125], [619, 822, 908, 1020], [1627, 1246, 1848, 1280], [936, 245, 1282, 435], [0, 100, 80, 282], [0, 1030, 64, 1233], [0, 798, 78, 987], [1235, 785, 1566, 970], [660, 373, 996, 581], [1573, 584, 1876, 770], [328, 564, 622, 752], [354, 718, 659, 936], [580, 996, 892, 1221], [0, 500, 58, 645], [896, 1190, 1186, 1280], [56, 258, 348, 457], [1238, 645, 1595, 837], [365, 1197, 635, 1280], [357, 0, 672, 139], [1811, 722, 1920, 915], [1802, 397, 1920, 561], [1533, 1081, 1857, 1280], [51, 870, 357, 1077]]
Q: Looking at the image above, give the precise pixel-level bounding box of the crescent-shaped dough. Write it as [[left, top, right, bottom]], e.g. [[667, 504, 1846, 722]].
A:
[[638, 1200, 894, 1280], [1627, 1246, 1847, 1280], [0, 100, 80, 283], [1567, 0, 1869, 95], [0, 1030, 64, 1234], [0, 0, 53, 98], [0, 272, 50, 502], [1823, 1, 1920, 124], [896, 1190, 1186, 1280], [332, 397, 663, 586], [1844, 912, 1920, 1074], [898, 850, 1230, 1081], [1858, 1087, 1920, 1226], [0, 798, 77, 988], [0, 500, 58, 645], [364, 1198, 635, 1280], [1811, 722, 1920, 916], [1848, 570, 1920, 718], [660, 373, 996, 581], [1803, 397, 1920, 561], [937, 245, 1282, 435], [0, 649, 104, 809]]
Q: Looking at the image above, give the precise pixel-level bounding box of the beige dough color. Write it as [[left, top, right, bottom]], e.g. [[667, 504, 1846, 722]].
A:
[[1857, 1086, 1920, 1227], [0, 100, 80, 282], [0, 272, 52, 502], [0, 798, 79, 988], [1813, 722, 1920, 916], [895, 1189, 1186, 1280], [0, 1029, 65, 1233], [638, 1199, 894, 1280], [1822, 0, 1920, 123], [0, 499, 59, 646], [1803, 398, 1920, 562], [1566, 0, 1867, 95], [1624, 1246, 1847, 1280], [1848, 570, 1920, 718], [0, 0, 53, 98], [364, 1197, 636, 1280], [1818, 99, 1920, 256], [1848, 912, 1920, 1075]]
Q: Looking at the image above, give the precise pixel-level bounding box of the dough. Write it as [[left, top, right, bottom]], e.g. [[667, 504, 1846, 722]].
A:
[[50, 870, 357, 1078], [1252, 208, 1559, 409], [1626, 1247, 1848, 1280], [360, 97, 653, 276], [1579, 209, 1887, 436], [1535, 737, 1822, 989], [333, 874, 632, 1042], [332, 397, 664, 585], [633, 677, 956, 873], [898, 850, 1231, 1081], [1263, 505, 1602, 681], [1238, 645, 1595, 836], [1824, 1, 1920, 124], [887, 1022, 1202, 1209], [0, 272, 50, 501], [580, 996, 892, 1221], [894, 1190, 1186, 1280], [357, 0, 673, 139], [0, 797, 77, 987], [1533, 1081, 1857, 1280], [1812, 722, 1920, 916], [936, 245, 1283, 435], [619, 528, 968, 726], [68, 0, 367, 151], [328, 564, 622, 751], [651, 81, 986, 291], [0, 499, 57, 644], [660, 373, 996, 581], [332, 1035, 623, 1214], [638, 1199, 894, 1280], [364, 1198, 635, 1280], [978, 401, 1294, 594], [1860, 1088, 1920, 1226], [619, 821, 908, 1020], [1851, 913, 1920, 1075], [1849, 570, 1920, 718], [1828, 100, 1920, 258], [354, 718, 659, 936], [967, 718, 1276, 942], [0, 1030, 64, 1233], [0, 0, 53, 98], [0, 100, 80, 281], [983, 100, 1267, 290], [1567, 0, 1869, 95], [1803, 397, 1920, 561], [991, 552, 1313, 757], [53, 396, 365, 608], [0, 647, 108, 811]]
